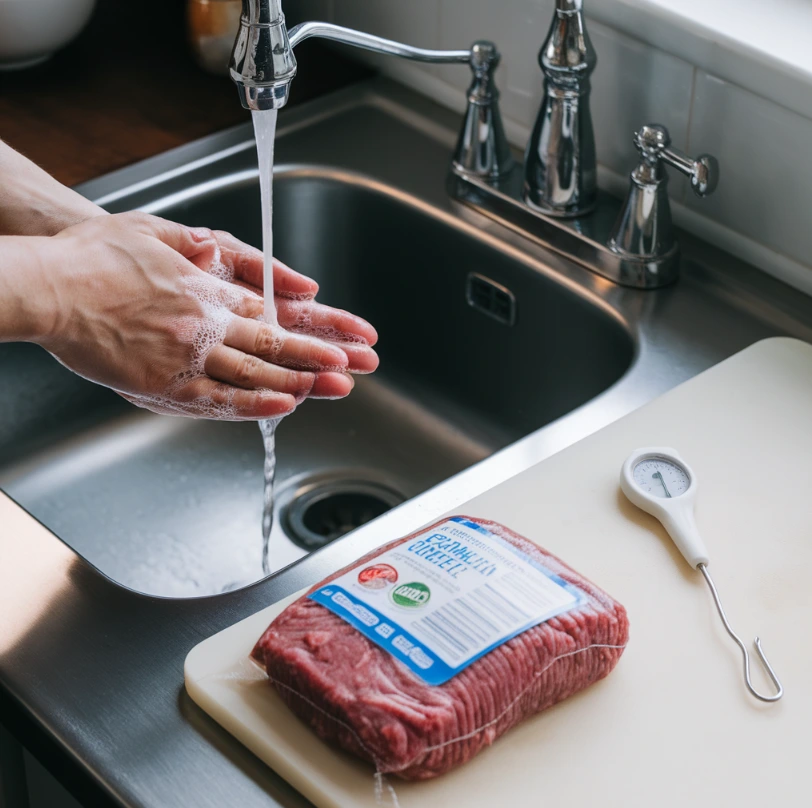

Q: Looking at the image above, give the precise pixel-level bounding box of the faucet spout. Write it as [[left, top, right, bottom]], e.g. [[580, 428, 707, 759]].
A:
[[230, 3, 511, 182], [230, 0, 297, 111]]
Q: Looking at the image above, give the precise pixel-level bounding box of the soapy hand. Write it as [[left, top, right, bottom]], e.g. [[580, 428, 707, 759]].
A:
[[33, 212, 378, 420], [193, 228, 379, 380]]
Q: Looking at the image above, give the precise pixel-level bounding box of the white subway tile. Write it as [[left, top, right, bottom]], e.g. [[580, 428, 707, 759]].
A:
[[332, 0, 441, 49], [686, 72, 812, 269], [588, 20, 694, 198], [438, 0, 550, 130]]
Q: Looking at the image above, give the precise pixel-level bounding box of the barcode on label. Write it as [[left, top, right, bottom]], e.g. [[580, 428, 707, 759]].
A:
[[408, 571, 576, 663]]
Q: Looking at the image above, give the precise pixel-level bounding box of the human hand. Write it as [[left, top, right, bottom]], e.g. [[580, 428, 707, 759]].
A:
[[190, 228, 379, 381], [32, 212, 378, 420]]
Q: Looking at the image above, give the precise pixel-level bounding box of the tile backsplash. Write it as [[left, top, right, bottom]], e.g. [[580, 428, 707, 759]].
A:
[[299, 1, 812, 295]]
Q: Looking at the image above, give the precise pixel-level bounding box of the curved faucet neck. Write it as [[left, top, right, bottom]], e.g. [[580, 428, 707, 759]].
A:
[[230, 0, 296, 110]]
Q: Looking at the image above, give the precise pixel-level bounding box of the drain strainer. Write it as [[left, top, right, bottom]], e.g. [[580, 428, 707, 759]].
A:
[[282, 478, 404, 551]]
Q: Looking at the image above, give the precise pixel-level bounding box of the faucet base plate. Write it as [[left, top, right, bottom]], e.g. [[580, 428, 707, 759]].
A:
[[449, 166, 680, 290]]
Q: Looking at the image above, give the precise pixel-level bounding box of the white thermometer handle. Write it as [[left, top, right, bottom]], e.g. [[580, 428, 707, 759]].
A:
[[658, 507, 709, 569], [620, 447, 710, 568]]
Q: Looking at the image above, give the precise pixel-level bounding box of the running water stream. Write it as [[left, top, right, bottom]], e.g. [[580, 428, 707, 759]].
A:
[[253, 109, 280, 577]]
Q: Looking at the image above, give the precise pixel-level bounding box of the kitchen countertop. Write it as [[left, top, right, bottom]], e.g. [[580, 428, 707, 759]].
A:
[[0, 0, 368, 186], [2, 79, 812, 808], [185, 337, 812, 808]]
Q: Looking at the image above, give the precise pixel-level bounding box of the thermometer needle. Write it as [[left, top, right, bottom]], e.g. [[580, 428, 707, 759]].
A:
[[652, 471, 672, 498]]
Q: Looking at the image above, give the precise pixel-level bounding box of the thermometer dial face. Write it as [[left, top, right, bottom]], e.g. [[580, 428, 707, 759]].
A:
[[632, 457, 690, 499]]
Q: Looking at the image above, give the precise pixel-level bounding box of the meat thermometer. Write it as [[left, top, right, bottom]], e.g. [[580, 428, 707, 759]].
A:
[[620, 447, 783, 702]]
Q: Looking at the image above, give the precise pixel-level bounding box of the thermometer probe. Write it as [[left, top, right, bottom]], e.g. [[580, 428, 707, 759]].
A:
[[621, 447, 783, 703]]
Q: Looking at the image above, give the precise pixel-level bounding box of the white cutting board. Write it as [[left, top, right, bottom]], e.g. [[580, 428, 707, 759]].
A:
[[185, 337, 812, 808]]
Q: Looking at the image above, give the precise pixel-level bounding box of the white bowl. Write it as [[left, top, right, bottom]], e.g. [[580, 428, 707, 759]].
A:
[[0, 0, 97, 70]]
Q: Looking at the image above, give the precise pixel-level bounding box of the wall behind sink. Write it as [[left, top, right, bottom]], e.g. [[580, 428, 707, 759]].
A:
[[293, 0, 812, 297]]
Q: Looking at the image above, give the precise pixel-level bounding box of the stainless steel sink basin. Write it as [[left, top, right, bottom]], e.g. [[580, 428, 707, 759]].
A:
[[0, 164, 634, 597]]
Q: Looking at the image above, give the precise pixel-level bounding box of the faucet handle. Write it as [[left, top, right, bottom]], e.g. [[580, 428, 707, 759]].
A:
[[634, 124, 719, 197], [451, 41, 515, 182], [608, 123, 719, 271]]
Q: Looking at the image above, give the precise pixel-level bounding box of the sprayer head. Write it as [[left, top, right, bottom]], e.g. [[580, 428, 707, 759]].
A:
[[229, 1, 297, 110]]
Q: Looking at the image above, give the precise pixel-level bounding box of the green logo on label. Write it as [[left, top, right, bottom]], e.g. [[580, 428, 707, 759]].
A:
[[391, 582, 431, 608]]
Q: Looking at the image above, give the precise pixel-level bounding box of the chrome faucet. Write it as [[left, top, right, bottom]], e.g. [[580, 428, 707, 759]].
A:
[[609, 124, 719, 264], [230, 0, 513, 180], [449, 0, 719, 288], [232, 0, 718, 289]]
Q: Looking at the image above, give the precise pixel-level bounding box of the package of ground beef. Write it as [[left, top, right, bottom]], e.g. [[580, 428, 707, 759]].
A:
[[252, 516, 629, 780]]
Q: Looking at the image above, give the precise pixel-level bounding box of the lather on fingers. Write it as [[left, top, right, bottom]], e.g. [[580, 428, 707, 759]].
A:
[[120, 382, 296, 421], [223, 316, 350, 372], [204, 345, 317, 397], [203, 344, 353, 400], [276, 298, 378, 346], [275, 298, 380, 374]]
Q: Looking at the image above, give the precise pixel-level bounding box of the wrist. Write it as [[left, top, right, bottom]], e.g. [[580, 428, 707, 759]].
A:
[[0, 140, 106, 237]]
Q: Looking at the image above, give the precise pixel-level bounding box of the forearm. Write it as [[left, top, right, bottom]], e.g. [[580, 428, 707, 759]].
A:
[[0, 236, 58, 342], [0, 140, 105, 237]]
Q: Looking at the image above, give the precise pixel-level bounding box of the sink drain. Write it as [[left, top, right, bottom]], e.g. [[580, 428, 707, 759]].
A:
[[282, 479, 405, 551]]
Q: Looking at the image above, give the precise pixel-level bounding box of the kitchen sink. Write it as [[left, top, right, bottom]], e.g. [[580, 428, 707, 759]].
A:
[[5, 78, 812, 808], [0, 164, 633, 597]]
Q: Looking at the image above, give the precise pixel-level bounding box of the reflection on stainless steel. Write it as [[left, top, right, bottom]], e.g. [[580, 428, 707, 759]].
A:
[[1, 81, 811, 808], [609, 124, 719, 271], [0, 492, 74, 656], [524, 0, 597, 216]]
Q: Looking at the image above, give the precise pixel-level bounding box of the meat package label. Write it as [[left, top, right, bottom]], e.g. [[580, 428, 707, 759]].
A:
[[308, 517, 586, 685]]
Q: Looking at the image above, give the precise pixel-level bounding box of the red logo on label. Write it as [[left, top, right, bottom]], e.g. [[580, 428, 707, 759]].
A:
[[357, 564, 398, 590]]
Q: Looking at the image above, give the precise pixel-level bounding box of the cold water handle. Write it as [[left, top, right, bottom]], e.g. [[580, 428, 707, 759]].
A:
[[609, 123, 719, 264]]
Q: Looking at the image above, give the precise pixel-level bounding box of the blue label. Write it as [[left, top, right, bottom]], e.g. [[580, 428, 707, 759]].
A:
[[308, 518, 585, 685]]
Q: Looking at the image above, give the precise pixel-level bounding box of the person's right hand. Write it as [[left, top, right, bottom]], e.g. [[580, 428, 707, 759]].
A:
[[31, 212, 378, 420]]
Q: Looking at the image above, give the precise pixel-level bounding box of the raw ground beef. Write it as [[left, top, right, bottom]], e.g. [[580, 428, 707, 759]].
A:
[[252, 516, 629, 780]]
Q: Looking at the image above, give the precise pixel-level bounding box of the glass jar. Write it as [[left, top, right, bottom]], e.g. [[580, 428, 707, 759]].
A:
[[187, 0, 241, 75]]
